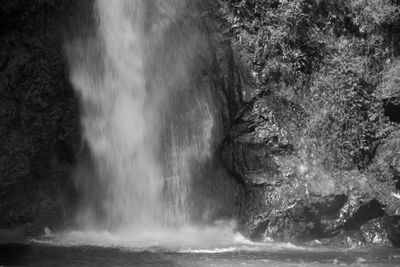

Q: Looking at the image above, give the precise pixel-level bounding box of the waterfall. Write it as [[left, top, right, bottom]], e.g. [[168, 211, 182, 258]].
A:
[[69, 0, 214, 232]]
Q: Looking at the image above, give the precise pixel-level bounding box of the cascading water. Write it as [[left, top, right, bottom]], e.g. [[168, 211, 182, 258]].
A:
[[69, 0, 214, 233]]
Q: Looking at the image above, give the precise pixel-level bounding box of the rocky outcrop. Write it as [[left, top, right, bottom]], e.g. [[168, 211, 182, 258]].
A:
[[323, 216, 398, 247], [215, 0, 400, 248], [365, 130, 400, 246], [211, 28, 394, 244], [216, 55, 400, 247], [218, 91, 400, 246], [369, 130, 400, 210], [220, 93, 306, 237]]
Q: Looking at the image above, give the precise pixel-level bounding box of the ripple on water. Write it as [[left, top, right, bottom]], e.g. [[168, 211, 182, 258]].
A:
[[27, 225, 400, 267]]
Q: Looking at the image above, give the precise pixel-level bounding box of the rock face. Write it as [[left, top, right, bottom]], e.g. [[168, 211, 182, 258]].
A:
[[366, 131, 400, 246], [0, 1, 80, 236], [214, 0, 400, 247]]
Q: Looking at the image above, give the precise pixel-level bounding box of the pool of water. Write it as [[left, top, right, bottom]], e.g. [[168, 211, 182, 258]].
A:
[[1, 242, 399, 266]]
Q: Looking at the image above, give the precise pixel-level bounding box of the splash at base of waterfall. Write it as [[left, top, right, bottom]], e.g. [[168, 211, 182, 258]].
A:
[[32, 222, 314, 255], [33, 222, 256, 251]]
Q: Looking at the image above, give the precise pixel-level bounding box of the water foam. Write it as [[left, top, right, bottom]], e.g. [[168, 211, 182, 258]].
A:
[[32, 222, 315, 255]]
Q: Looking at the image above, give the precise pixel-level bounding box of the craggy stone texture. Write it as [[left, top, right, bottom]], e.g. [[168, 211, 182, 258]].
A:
[[214, 0, 400, 247], [222, 95, 302, 183], [323, 216, 397, 247], [369, 130, 400, 213], [360, 217, 392, 246], [210, 18, 391, 243], [220, 93, 307, 239], [0, 1, 80, 236]]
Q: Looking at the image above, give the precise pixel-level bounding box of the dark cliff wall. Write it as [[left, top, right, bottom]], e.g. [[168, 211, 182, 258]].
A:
[[0, 1, 80, 235]]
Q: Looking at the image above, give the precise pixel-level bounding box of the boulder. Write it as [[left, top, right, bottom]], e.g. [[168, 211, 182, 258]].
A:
[[385, 216, 400, 247], [324, 216, 399, 248], [360, 217, 391, 246], [368, 130, 400, 209]]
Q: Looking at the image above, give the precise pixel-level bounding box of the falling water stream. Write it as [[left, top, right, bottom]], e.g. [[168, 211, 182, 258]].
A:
[[70, 0, 213, 234]]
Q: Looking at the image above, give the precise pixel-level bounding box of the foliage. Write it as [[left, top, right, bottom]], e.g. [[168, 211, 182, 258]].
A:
[[219, 0, 400, 170], [380, 59, 400, 99], [349, 0, 400, 34]]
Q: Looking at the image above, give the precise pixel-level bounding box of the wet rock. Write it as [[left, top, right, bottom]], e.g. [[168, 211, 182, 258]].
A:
[[215, 0, 400, 248], [224, 101, 380, 243], [326, 216, 399, 248], [245, 181, 387, 244], [212, 39, 245, 122], [322, 230, 367, 248], [257, 194, 348, 243], [220, 90, 312, 241], [190, 160, 245, 223], [222, 141, 281, 186], [364, 131, 400, 247], [368, 130, 400, 209], [222, 94, 304, 186], [360, 217, 391, 246], [385, 216, 400, 247], [385, 192, 400, 216], [343, 199, 385, 230], [306, 170, 336, 197]]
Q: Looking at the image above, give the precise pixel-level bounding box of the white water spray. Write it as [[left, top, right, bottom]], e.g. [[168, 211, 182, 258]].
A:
[[69, 0, 214, 232]]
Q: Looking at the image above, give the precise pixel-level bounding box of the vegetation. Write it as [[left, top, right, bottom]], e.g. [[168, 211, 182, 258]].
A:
[[219, 0, 400, 171]]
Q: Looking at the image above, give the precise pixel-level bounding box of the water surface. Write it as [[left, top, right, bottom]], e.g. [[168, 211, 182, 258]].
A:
[[1, 242, 399, 267]]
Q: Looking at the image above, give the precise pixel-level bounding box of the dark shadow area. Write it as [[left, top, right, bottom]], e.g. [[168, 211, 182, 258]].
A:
[[344, 199, 385, 230], [0, 243, 31, 266], [384, 97, 400, 123]]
